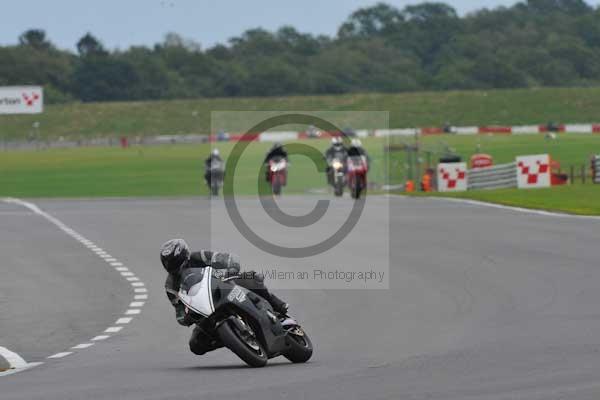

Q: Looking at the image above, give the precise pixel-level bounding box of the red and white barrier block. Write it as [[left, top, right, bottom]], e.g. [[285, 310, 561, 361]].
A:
[[516, 154, 551, 189], [437, 162, 468, 192]]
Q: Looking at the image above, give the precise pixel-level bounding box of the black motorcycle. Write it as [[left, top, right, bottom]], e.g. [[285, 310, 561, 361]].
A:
[[207, 159, 224, 196], [177, 265, 313, 367]]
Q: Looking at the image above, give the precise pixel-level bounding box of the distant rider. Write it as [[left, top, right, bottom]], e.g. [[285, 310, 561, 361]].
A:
[[263, 142, 288, 164], [325, 137, 347, 161], [204, 149, 223, 186], [161, 239, 289, 355], [324, 137, 348, 185], [263, 142, 289, 181], [347, 139, 370, 169]]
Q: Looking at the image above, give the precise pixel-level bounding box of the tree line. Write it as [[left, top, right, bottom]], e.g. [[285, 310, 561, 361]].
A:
[[2, 0, 600, 103]]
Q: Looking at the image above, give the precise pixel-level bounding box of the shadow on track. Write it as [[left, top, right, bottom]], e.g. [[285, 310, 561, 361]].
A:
[[164, 360, 311, 371]]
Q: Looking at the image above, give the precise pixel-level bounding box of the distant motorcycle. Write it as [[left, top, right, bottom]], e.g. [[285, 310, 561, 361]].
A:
[[177, 266, 313, 368], [328, 156, 346, 197], [347, 156, 368, 199], [267, 157, 288, 196], [207, 159, 224, 196]]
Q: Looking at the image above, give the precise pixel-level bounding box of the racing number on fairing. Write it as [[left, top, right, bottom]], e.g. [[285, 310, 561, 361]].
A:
[[227, 286, 247, 303]]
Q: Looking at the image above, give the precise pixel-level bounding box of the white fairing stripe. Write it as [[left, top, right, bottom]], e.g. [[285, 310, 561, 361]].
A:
[[207, 267, 215, 312], [178, 267, 215, 317]]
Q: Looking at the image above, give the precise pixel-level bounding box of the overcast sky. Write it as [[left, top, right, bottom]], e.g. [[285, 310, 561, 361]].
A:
[[2, 0, 599, 51]]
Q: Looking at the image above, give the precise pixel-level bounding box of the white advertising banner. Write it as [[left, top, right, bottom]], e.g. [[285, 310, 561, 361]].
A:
[[452, 126, 479, 135], [437, 162, 468, 192], [516, 154, 551, 189], [0, 86, 44, 114], [564, 124, 593, 134], [512, 125, 540, 135], [259, 131, 299, 142]]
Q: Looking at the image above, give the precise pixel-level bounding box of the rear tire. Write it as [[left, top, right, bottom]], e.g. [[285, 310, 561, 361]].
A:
[[217, 318, 268, 368], [284, 328, 313, 363]]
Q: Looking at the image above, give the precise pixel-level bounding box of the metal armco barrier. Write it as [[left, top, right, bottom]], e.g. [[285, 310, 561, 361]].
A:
[[467, 162, 517, 190], [594, 155, 600, 184]]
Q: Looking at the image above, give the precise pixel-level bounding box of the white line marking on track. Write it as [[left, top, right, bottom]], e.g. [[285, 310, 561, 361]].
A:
[[0, 362, 44, 377], [2, 197, 149, 375], [71, 343, 94, 350], [0, 346, 27, 370], [400, 195, 600, 221], [47, 352, 73, 359]]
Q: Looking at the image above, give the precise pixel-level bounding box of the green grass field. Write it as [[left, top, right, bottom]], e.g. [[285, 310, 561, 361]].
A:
[[0, 138, 386, 198], [1, 87, 599, 215], [412, 184, 600, 216], [395, 134, 600, 215], [2, 87, 600, 140], [1, 134, 598, 206], [387, 133, 600, 182]]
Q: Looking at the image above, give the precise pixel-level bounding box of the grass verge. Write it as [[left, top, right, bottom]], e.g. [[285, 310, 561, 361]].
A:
[[408, 184, 600, 216], [2, 87, 600, 140]]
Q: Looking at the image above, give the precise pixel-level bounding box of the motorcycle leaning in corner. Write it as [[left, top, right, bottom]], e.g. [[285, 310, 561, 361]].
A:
[[177, 263, 313, 367]]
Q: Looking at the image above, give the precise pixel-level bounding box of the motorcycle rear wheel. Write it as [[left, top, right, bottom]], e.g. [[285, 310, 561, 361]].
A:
[[217, 317, 268, 368]]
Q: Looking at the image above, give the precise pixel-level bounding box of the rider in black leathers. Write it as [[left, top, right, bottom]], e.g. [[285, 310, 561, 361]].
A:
[[347, 139, 368, 159], [347, 139, 371, 168], [263, 143, 289, 182], [161, 239, 288, 355], [204, 149, 223, 186], [263, 142, 288, 164]]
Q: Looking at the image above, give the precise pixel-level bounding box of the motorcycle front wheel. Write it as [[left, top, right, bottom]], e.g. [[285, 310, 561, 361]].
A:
[[284, 326, 313, 363], [217, 316, 268, 368], [272, 181, 282, 196], [334, 183, 344, 197], [211, 182, 220, 196]]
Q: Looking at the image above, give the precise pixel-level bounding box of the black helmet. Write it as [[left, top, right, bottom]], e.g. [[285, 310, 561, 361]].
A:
[[160, 239, 190, 273]]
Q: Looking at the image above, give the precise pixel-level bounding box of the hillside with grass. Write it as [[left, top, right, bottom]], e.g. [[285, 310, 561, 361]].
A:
[[2, 87, 600, 140]]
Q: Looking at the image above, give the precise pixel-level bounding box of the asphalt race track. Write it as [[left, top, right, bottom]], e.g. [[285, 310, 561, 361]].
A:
[[2, 196, 600, 400]]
